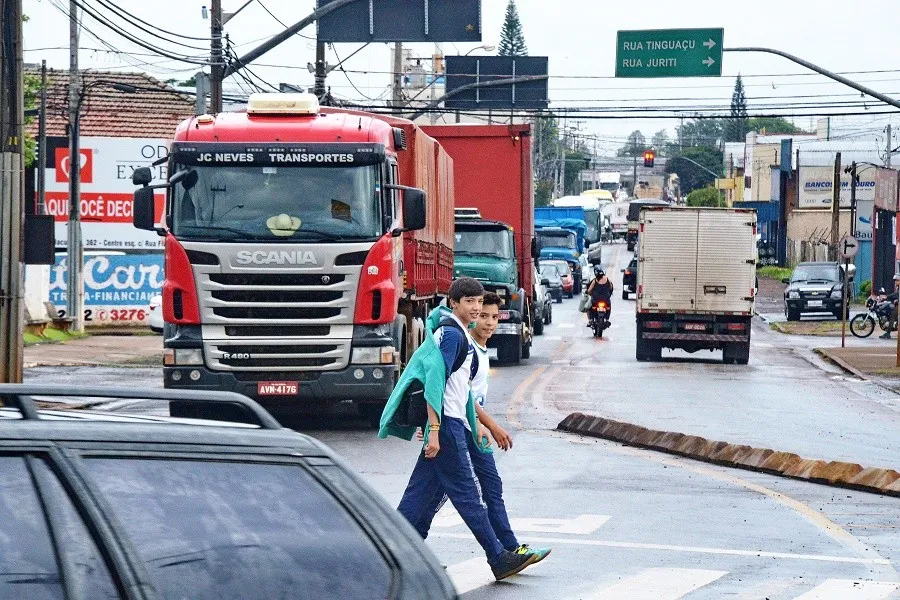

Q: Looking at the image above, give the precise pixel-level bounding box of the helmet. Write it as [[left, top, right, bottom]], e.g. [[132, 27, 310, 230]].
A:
[[594, 266, 605, 277]]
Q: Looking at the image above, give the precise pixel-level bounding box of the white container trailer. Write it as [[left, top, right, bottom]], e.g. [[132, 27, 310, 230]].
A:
[[635, 206, 757, 364]]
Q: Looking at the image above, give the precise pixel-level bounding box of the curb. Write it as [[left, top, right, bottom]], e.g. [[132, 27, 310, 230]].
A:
[[557, 413, 900, 497], [813, 349, 900, 394]]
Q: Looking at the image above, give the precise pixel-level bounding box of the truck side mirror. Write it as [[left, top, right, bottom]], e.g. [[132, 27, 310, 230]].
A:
[[133, 186, 157, 231], [541, 278, 550, 286], [131, 167, 153, 186], [402, 188, 426, 231], [531, 237, 540, 260]]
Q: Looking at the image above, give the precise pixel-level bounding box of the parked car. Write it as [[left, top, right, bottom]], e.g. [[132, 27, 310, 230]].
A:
[[621, 255, 638, 299], [783, 262, 854, 321], [148, 293, 163, 333], [0, 385, 458, 600], [531, 266, 550, 334], [544, 259, 575, 298], [540, 263, 564, 303]]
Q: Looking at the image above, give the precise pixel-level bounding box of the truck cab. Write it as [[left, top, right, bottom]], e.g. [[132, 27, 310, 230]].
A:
[[453, 209, 532, 363], [535, 227, 582, 294]]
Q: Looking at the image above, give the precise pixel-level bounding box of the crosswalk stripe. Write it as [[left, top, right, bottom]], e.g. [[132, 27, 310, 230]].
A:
[[446, 557, 494, 595], [575, 567, 727, 600], [791, 578, 900, 600]]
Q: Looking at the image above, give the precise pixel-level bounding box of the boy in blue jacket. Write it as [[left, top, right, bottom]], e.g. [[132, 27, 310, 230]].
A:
[[380, 277, 536, 581]]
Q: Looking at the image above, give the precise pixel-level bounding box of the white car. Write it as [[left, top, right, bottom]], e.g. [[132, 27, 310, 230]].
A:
[[148, 294, 163, 333]]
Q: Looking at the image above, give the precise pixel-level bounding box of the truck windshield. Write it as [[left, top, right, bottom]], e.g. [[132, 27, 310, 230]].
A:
[[539, 233, 576, 249], [454, 229, 514, 259], [170, 164, 381, 241]]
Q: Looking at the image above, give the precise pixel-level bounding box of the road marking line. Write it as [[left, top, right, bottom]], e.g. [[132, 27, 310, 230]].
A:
[[545, 336, 563, 340], [446, 558, 494, 594], [433, 510, 610, 535], [431, 533, 892, 565], [505, 365, 547, 430], [574, 567, 727, 600], [791, 578, 900, 599], [559, 323, 575, 329]]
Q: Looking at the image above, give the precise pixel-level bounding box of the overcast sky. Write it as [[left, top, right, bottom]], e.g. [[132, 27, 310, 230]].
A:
[[23, 0, 900, 158]]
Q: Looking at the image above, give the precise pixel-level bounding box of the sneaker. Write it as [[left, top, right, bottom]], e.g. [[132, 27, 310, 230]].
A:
[[490, 549, 538, 581], [880, 332, 892, 339], [514, 544, 552, 563]]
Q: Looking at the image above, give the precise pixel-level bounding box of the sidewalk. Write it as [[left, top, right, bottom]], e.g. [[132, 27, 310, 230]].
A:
[[24, 333, 163, 368], [817, 345, 900, 391]]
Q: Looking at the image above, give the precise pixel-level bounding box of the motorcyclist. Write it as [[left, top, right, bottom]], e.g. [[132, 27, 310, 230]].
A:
[[586, 266, 613, 327], [879, 274, 900, 339]]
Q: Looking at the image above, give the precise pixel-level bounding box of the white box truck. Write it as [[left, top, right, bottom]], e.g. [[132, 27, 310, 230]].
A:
[[635, 206, 757, 364]]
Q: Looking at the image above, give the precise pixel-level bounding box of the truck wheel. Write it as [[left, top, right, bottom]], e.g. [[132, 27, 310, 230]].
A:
[[522, 341, 531, 359], [497, 337, 521, 365], [546, 305, 552, 324], [622, 289, 629, 300], [627, 242, 635, 252], [723, 342, 750, 365], [534, 316, 544, 335]]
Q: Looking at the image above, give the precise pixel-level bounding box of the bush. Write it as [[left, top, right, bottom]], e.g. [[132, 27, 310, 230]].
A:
[[686, 186, 725, 207], [858, 279, 872, 300], [758, 266, 792, 281]]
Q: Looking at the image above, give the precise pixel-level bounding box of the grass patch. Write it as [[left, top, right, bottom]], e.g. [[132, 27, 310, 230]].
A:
[[771, 320, 847, 336], [24, 332, 43, 346], [24, 327, 90, 346], [758, 266, 792, 281]]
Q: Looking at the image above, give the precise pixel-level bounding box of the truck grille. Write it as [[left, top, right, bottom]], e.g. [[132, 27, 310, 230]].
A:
[[223, 325, 330, 338], [205, 340, 348, 372], [208, 273, 346, 286], [213, 307, 341, 320]]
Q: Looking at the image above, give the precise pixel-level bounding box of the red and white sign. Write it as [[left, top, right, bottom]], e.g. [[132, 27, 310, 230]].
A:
[[258, 381, 300, 396], [45, 137, 170, 250], [55, 148, 94, 183]]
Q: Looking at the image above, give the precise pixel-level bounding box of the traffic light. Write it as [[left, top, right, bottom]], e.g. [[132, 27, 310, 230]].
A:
[[643, 150, 655, 168]]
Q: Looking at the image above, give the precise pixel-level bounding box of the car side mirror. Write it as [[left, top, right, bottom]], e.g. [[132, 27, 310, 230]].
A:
[[781, 278, 790, 284], [133, 186, 157, 232], [620, 269, 625, 273], [541, 278, 550, 286], [401, 188, 426, 232]]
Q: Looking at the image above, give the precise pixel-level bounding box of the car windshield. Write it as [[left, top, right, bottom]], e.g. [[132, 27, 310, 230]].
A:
[[454, 229, 514, 259], [540, 266, 561, 281], [791, 265, 840, 282], [540, 232, 576, 249], [171, 164, 381, 242], [547, 262, 571, 276]]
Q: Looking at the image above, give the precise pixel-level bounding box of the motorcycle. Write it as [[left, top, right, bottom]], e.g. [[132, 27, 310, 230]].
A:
[[849, 292, 896, 338], [590, 300, 610, 338]]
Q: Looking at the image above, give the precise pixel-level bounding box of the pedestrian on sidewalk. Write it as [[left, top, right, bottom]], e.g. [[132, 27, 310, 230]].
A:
[[412, 293, 551, 563], [879, 274, 900, 339], [378, 278, 537, 581]]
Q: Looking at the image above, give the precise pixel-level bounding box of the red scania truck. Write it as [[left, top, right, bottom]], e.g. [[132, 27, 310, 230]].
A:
[[131, 93, 453, 421]]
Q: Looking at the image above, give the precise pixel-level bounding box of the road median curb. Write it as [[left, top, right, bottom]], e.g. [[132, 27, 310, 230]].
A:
[[557, 412, 900, 497]]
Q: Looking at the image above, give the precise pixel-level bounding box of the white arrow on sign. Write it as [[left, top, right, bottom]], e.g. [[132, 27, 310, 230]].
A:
[[703, 38, 716, 49], [702, 57, 716, 67]]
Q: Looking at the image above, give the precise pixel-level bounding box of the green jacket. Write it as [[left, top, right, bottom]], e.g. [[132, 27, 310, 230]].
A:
[[378, 306, 486, 452]]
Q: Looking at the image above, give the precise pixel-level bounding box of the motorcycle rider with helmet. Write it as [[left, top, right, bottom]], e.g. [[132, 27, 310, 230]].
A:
[[586, 266, 614, 328], [879, 273, 900, 339]]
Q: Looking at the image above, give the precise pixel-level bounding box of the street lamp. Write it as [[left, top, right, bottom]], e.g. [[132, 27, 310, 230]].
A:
[[464, 44, 496, 56], [66, 80, 138, 332]]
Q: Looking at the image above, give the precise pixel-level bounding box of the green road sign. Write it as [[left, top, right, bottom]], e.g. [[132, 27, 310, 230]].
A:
[[616, 28, 724, 78]]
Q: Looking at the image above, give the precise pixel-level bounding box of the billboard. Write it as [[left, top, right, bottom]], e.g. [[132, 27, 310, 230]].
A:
[[44, 137, 168, 250], [50, 253, 164, 325], [317, 0, 481, 43], [797, 166, 876, 210], [444, 56, 549, 110]]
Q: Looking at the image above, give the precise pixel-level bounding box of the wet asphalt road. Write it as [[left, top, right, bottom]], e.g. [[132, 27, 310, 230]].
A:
[[23, 242, 900, 598]]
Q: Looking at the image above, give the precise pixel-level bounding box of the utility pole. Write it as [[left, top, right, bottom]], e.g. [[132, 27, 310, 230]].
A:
[[37, 60, 47, 214], [0, 0, 26, 382], [632, 154, 638, 197], [831, 152, 842, 261], [313, 40, 327, 101], [391, 42, 404, 110], [849, 161, 857, 237], [210, 0, 224, 113], [66, 0, 84, 333], [887, 124, 892, 168]]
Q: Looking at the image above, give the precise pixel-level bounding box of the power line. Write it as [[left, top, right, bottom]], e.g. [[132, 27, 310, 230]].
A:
[[91, 0, 211, 50], [96, 0, 213, 42], [256, 0, 316, 41]]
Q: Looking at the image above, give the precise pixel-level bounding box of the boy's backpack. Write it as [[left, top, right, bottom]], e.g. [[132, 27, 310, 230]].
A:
[[393, 318, 477, 429]]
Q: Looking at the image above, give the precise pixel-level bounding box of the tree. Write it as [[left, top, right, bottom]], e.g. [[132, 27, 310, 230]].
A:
[[686, 186, 725, 207], [563, 150, 591, 195], [651, 129, 669, 156], [498, 0, 528, 56], [534, 180, 553, 207], [22, 15, 38, 167], [665, 146, 723, 194], [618, 130, 646, 157], [725, 75, 748, 142], [676, 117, 723, 149], [746, 116, 806, 135]]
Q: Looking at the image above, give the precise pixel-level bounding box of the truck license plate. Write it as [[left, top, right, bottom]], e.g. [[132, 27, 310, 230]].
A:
[[499, 310, 511, 321], [684, 323, 706, 331], [258, 381, 299, 396], [807, 300, 823, 307]]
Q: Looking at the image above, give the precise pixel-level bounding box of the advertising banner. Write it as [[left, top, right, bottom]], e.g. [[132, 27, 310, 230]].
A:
[[46, 137, 168, 250], [50, 253, 164, 325], [798, 166, 876, 210]]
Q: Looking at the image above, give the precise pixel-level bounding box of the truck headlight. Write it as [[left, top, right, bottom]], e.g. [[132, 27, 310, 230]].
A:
[[352, 346, 395, 365], [788, 291, 800, 299], [164, 348, 204, 366]]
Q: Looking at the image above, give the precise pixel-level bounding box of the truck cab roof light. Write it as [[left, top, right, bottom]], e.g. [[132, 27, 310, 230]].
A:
[[247, 93, 320, 115]]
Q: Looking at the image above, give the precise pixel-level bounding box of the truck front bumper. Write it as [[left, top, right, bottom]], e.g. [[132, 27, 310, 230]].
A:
[[163, 364, 396, 406]]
